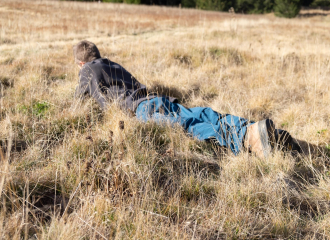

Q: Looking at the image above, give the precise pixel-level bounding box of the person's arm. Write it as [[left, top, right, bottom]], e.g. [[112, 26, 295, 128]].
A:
[[74, 68, 90, 99], [75, 66, 109, 110], [89, 79, 108, 110]]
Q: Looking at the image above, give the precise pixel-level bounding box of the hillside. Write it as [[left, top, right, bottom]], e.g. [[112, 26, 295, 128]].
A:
[[1, 0, 330, 239]]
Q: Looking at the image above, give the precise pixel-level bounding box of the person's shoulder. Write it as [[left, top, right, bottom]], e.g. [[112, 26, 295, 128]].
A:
[[80, 58, 106, 74], [84, 58, 104, 68], [105, 59, 130, 73], [84, 58, 130, 74], [85, 58, 122, 69], [103, 59, 123, 69]]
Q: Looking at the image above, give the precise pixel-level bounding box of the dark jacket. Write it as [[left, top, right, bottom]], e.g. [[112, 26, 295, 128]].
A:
[[75, 58, 177, 112]]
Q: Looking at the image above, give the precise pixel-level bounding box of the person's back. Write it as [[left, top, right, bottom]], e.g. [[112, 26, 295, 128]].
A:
[[75, 57, 152, 111]]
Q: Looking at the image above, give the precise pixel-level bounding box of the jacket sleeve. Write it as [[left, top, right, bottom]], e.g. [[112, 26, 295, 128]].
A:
[[75, 66, 109, 110], [75, 68, 90, 99]]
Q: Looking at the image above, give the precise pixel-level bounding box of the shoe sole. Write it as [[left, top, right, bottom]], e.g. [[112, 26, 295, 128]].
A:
[[258, 119, 275, 158]]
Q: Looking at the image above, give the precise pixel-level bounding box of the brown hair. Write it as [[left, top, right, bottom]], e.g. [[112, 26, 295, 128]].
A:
[[73, 40, 101, 64]]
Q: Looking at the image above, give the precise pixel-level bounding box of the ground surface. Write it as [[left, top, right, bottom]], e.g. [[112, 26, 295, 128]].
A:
[[1, 0, 330, 239]]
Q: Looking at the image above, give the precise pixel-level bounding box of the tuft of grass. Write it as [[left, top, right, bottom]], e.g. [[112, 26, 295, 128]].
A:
[[32, 101, 50, 117], [18, 101, 50, 117], [1, 57, 15, 65], [209, 47, 245, 65], [0, 76, 14, 88], [0, 38, 16, 45]]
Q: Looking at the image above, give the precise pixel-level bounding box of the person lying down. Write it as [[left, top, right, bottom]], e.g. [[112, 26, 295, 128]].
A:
[[73, 40, 319, 159]]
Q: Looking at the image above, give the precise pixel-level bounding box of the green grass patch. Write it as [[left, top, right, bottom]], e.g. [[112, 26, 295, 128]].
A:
[[19, 101, 50, 117]]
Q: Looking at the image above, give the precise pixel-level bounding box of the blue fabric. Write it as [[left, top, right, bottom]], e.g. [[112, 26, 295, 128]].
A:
[[136, 97, 253, 155]]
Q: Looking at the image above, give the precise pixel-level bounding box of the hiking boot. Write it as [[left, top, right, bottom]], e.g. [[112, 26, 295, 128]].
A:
[[245, 119, 275, 159], [274, 129, 302, 154]]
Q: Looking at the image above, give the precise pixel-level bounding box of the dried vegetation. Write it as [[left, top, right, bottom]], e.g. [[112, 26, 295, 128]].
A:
[[1, 0, 330, 239]]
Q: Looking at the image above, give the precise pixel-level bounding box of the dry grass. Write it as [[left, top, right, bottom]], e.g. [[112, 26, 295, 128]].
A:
[[1, 0, 330, 239]]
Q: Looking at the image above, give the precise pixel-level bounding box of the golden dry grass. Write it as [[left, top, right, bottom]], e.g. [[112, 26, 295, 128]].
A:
[[1, 0, 330, 239]]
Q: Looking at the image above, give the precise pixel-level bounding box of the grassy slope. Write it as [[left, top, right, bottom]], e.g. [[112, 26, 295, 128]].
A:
[[1, 0, 330, 239]]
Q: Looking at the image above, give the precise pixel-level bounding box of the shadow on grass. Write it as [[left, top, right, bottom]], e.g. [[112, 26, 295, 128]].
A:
[[0, 139, 27, 155], [298, 13, 329, 18], [148, 82, 218, 105]]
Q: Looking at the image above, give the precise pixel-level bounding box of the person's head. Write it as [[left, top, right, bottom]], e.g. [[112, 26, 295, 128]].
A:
[[73, 40, 101, 68]]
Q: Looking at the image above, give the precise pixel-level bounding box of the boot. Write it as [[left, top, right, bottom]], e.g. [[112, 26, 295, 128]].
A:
[[274, 129, 302, 154], [245, 119, 275, 159], [290, 138, 320, 157]]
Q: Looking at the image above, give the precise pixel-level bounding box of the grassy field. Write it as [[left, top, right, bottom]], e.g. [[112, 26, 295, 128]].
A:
[[1, 0, 330, 239]]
